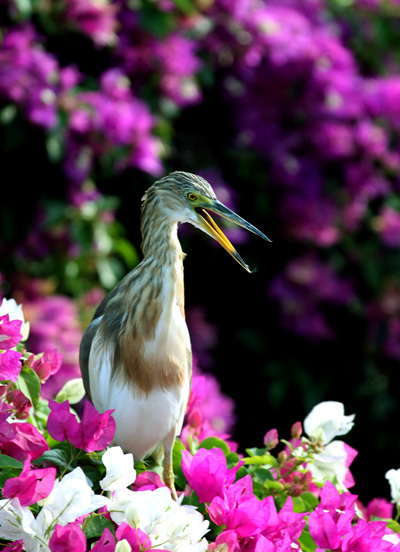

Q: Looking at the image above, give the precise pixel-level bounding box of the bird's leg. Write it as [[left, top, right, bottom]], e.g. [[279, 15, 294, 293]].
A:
[[163, 428, 178, 500]]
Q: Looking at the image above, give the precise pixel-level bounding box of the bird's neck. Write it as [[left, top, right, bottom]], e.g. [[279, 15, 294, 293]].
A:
[[141, 220, 183, 264], [140, 208, 186, 309]]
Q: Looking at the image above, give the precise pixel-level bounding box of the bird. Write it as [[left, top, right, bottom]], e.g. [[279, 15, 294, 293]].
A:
[[79, 171, 271, 499]]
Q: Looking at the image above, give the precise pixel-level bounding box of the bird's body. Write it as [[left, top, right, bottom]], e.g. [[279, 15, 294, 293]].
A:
[[80, 172, 270, 497]]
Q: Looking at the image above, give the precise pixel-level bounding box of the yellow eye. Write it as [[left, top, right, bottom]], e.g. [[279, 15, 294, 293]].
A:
[[187, 193, 198, 201]]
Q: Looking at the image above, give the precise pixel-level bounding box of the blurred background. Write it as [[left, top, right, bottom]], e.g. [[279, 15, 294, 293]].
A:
[[1, 0, 400, 503]]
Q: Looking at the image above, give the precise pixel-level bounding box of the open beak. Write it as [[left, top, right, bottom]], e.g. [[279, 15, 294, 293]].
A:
[[195, 200, 271, 272]]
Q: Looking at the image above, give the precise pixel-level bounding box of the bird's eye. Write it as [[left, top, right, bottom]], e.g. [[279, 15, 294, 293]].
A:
[[187, 193, 198, 201]]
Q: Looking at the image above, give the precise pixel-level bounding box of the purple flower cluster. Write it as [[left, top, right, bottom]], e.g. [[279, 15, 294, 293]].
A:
[[65, 68, 162, 183], [0, 24, 70, 129], [269, 254, 355, 340], [114, 4, 202, 108], [199, 0, 400, 351], [0, 23, 162, 184]]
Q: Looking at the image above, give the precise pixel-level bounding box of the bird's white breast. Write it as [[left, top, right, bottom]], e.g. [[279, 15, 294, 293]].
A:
[[88, 271, 191, 461]]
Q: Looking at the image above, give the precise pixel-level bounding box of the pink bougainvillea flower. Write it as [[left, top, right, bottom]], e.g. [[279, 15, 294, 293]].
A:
[[49, 523, 87, 552], [309, 508, 341, 550], [1, 420, 49, 461], [264, 428, 279, 450], [319, 480, 358, 518], [79, 399, 116, 452], [116, 522, 151, 551], [48, 399, 115, 452], [343, 442, 358, 488], [364, 498, 394, 521], [3, 458, 56, 506], [309, 480, 357, 549], [91, 528, 116, 551], [207, 529, 240, 552], [6, 389, 31, 419], [268, 496, 305, 542], [131, 471, 166, 492], [181, 447, 242, 503], [0, 349, 22, 382], [0, 400, 15, 446], [341, 518, 396, 552], [47, 400, 81, 443], [0, 314, 22, 349], [32, 348, 62, 382], [208, 475, 278, 538], [2, 541, 24, 552]]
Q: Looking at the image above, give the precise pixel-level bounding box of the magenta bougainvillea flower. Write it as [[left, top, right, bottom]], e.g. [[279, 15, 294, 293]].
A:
[[90, 528, 115, 552], [0, 312, 23, 382], [0, 314, 22, 349], [49, 523, 87, 552], [0, 349, 22, 382], [308, 480, 358, 549], [181, 447, 242, 504], [3, 459, 56, 506], [131, 471, 165, 492], [1, 420, 49, 461], [31, 349, 62, 383], [115, 523, 152, 551], [264, 428, 279, 450], [364, 498, 394, 521], [47, 399, 116, 452], [5, 389, 31, 420]]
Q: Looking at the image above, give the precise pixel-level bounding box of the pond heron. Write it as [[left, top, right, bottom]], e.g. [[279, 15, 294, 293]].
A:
[[79, 171, 271, 498]]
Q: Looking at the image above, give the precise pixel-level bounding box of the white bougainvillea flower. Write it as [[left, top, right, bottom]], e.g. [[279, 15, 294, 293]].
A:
[[0, 297, 30, 341], [386, 468, 400, 506], [306, 440, 349, 486], [110, 486, 172, 531], [39, 466, 110, 527], [109, 486, 209, 551], [100, 446, 136, 492], [0, 498, 37, 542], [152, 500, 210, 551], [303, 401, 355, 444]]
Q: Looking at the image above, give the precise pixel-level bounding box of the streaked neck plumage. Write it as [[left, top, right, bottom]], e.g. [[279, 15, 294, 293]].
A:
[[139, 188, 186, 321]]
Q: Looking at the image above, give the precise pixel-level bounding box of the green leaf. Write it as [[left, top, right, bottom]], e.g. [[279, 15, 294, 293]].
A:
[[300, 491, 320, 511], [245, 447, 269, 457], [226, 451, 241, 468], [82, 465, 103, 488], [139, 6, 175, 37], [386, 519, 400, 533], [292, 496, 306, 513], [254, 467, 274, 484], [243, 454, 277, 466], [84, 514, 115, 539], [170, 0, 197, 15], [0, 454, 24, 469], [0, 468, 23, 489], [299, 527, 317, 552], [235, 465, 249, 481], [264, 479, 284, 492], [35, 448, 70, 470], [16, 367, 41, 408], [199, 437, 230, 456], [55, 378, 86, 404]]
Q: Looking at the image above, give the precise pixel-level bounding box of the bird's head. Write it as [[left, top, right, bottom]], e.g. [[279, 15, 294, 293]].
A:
[[145, 171, 271, 272]]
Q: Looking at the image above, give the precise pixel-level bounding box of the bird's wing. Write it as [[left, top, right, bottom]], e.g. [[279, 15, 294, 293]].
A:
[[79, 284, 123, 402], [79, 316, 102, 402]]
